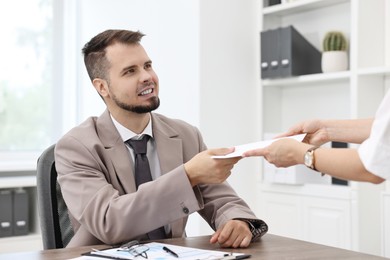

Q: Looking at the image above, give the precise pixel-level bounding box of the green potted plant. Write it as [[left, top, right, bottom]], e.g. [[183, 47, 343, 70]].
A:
[[321, 31, 348, 73]]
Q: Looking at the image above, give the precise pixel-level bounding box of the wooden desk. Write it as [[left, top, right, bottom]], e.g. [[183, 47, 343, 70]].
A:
[[0, 234, 386, 259]]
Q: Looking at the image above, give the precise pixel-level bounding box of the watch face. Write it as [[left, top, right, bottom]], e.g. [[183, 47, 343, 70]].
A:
[[304, 152, 313, 167]]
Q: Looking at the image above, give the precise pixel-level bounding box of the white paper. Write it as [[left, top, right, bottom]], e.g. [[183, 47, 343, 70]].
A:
[[212, 134, 306, 159], [82, 242, 244, 260]]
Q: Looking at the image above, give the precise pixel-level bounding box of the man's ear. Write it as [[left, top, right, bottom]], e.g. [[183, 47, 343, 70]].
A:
[[92, 78, 109, 97]]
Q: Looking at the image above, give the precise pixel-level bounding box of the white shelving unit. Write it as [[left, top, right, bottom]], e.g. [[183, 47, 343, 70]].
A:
[[382, 191, 390, 257], [0, 174, 42, 253], [258, 0, 389, 256], [0, 176, 36, 188]]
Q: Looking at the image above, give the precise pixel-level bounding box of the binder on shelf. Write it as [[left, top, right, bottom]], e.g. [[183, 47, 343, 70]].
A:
[[261, 25, 321, 79], [279, 25, 322, 77], [261, 28, 280, 79], [260, 29, 272, 79], [269, 28, 281, 78], [13, 188, 29, 236], [0, 189, 13, 237], [264, 0, 281, 7]]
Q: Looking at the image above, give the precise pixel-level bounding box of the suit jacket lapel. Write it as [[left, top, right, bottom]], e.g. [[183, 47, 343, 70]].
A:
[[96, 109, 137, 193], [151, 114, 183, 175]]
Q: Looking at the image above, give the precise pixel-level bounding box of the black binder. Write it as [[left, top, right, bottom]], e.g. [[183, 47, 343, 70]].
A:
[[261, 26, 321, 79], [264, 0, 281, 7], [269, 28, 281, 78], [0, 189, 13, 237], [13, 188, 29, 236], [279, 25, 321, 77], [261, 28, 280, 79], [260, 29, 272, 79]]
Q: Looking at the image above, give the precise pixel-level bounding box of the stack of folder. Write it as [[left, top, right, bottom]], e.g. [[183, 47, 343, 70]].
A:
[[0, 188, 29, 238], [261, 25, 321, 79]]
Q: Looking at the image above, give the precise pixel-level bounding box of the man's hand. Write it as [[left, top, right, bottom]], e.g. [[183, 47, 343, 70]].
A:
[[209, 220, 252, 248], [184, 148, 241, 187]]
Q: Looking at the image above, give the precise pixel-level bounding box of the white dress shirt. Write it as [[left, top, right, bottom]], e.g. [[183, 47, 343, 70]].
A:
[[110, 113, 162, 181]]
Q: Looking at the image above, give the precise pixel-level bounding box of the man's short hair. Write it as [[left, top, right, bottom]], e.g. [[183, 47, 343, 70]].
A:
[[82, 29, 145, 81]]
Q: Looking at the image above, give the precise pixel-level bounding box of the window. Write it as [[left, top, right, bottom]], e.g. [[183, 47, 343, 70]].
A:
[[0, 0, 60, 170]]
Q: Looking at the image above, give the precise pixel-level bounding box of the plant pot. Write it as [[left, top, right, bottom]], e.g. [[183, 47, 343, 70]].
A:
[[321, 51, 348, 73]]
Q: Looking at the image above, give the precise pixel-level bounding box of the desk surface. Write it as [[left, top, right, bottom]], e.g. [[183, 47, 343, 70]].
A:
[[0, 234, 386, 260]]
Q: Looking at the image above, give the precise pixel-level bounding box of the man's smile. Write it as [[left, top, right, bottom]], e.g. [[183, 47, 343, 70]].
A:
[[139, 88, 153, 96]]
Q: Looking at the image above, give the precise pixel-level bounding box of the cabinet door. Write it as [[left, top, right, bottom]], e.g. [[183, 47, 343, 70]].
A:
[[303, 197, 352, 249], [259, 192, 303, 240], [383, 193, 390, 257]]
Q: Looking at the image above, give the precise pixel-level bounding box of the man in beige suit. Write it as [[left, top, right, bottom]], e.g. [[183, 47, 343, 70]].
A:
[[55, 29, 267, 248]]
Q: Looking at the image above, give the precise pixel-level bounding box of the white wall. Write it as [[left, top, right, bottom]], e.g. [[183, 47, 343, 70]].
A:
[[198, 0, 261, 234], [65, 0, 200, 127]]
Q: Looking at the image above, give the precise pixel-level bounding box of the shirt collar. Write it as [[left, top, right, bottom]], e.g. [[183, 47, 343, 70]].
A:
[[110, 113, 153, 142]]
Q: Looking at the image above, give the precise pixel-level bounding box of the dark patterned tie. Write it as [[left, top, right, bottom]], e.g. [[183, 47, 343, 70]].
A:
[[126, 135, 166, 240]]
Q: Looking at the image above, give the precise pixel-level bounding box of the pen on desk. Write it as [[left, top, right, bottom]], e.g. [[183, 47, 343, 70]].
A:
[[163, 246, 179, 258], [89, 248, 129, 260], [234, 254, 251, 259], [221, 254, 251, 260]]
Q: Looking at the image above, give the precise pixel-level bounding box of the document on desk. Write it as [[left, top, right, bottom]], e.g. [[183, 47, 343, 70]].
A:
[[72, 242, 249, 260], [212, 134, 306, 159]]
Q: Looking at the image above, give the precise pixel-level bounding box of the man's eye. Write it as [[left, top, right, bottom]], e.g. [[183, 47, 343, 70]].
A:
[[145, 63, 152, 69], [125, 69, 135, 74]]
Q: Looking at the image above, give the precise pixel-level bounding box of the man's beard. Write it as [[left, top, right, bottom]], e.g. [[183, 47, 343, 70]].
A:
[[112, 93, 160, 114]]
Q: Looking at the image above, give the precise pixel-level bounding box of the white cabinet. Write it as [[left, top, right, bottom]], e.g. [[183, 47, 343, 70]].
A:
[[258, 189, 302, 239], [0, 175, 42, 253], [303, 196, 353, 249], [258, 0, 390, 256], [258, 183, 356, 249]]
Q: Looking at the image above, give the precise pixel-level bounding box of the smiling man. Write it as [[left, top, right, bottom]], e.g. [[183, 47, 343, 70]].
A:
[[55, 29, 267, 248]]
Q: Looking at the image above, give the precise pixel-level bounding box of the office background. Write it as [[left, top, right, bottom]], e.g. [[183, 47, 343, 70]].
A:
[[0, 0, 389, 257]]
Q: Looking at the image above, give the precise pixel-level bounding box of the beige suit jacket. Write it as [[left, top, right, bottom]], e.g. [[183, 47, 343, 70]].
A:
[[55, 110, 260, 247]]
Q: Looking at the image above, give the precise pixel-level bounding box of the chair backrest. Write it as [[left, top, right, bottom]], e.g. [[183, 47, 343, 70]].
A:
[[36, 144, 74, 249]]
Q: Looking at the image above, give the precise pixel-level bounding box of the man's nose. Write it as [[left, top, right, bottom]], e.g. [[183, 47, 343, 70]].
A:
[[140, 69, 152, 82]]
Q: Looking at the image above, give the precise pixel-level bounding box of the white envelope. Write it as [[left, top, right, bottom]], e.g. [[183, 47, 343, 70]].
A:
[[212, 134, 306, 159]]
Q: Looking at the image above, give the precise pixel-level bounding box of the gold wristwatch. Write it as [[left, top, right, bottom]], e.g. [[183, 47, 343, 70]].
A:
[[304, 146, 319, 171]]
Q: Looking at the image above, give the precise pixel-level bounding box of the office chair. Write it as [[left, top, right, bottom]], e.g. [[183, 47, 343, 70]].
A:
[[36, 144, 74, 249]]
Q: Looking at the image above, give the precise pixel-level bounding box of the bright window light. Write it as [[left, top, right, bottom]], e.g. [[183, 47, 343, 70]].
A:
[[0, 0, 58, 170]]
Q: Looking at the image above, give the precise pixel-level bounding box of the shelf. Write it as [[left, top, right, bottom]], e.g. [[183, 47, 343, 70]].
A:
[[0, 175, 37, 189], [0, 151, 40, 172], [0, 233, 42, 253], [0, 161, 37, 172], [262, 71, 351, 87], [0, 233, 41, 243], [357, 67, 390, 76], [263, 0, 350, 16]]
